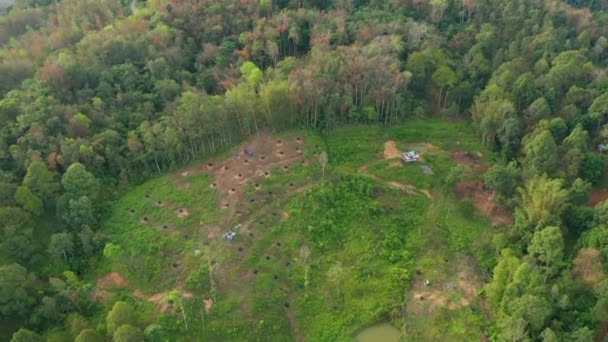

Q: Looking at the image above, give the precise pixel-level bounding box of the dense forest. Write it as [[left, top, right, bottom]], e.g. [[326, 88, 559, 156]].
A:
[[2, 0, 608, 341]]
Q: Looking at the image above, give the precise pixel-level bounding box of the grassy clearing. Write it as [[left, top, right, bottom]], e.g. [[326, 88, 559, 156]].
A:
[[96, 121, 496, 341]]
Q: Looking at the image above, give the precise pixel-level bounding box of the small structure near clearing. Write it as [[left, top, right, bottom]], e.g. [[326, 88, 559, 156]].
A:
[[402, 151, 420, 163]]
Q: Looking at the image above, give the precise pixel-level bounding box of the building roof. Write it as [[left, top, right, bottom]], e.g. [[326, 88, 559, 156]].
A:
[[402, 151, 420, 162]]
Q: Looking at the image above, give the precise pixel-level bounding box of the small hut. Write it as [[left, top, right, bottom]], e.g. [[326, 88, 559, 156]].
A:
[[401, 151, 420, 163]]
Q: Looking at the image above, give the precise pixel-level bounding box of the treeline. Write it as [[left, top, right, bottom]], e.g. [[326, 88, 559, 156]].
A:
[[1, 0, 608, 340]]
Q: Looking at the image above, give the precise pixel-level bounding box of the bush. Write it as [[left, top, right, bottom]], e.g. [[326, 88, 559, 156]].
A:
[[184, 265, 210, 293], [581, 153, 604, 185], [75, 329, 103, 342], [106, 301, 137, 335], [112, 324, 144, 342]]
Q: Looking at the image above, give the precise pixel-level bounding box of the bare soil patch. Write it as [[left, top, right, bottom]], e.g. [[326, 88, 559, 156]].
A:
[[286, 305, 304, 342], [420, 189, 432, 199], [133, 289, 146, 298], [589, 190, 608, 207], [573, 248, 605, 285], [147, 290, 194, 313], [387, 181, 417, 195], [190, 134, 311, 226], [204, 298, 214, 313], [178, 182, 192, 190], [451, 151, 489, 174], [412, 290, 469, 310], [453, 181, 512, 225], [457, 269, 482, 298], [97, 272, 129, 288], [205, 224, 222, 240], [92, 289, 110, 301], [411, 256, 483, 311], [176, 208, 189, 218], [384, 140, 401, 160]]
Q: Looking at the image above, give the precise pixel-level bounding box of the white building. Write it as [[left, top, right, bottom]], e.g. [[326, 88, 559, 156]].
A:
[[401, 151, 420, 163]]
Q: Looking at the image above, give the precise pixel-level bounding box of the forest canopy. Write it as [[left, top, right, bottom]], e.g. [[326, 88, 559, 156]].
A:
[[2, 0, 608, 340]]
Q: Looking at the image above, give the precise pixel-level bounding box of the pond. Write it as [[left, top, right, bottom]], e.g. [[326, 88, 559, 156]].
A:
[[356, 323, 401, 342]]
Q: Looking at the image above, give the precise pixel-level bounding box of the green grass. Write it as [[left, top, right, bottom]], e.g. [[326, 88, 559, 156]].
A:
[[99, 173, 218, 292], [93, 122, 497, 341]]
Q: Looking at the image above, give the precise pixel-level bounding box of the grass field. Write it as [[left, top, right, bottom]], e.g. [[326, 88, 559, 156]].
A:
[[85, 119, 502, 341]]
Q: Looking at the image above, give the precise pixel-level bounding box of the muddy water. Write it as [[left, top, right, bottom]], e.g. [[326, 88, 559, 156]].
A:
[[356, 323, 401, 342]]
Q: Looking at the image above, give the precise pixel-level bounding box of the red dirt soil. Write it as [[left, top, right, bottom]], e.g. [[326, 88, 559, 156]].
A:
[[451, 151, 488, 174], [96, 272, 129, 288], [453, 181, 513, 225], [182, 134, 310, 226], [588, 190, 608, 207], [597, 322, 608, 342], [384, 140, 401, 159]]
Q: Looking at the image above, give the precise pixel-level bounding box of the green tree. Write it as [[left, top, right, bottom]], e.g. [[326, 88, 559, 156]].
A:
[[69, 113, 92, 137], [0, 181, 17, 206], [431, 65, 457, 109], [541, 328, 560, 342], [75, 329, 104, 342], [589, 92, 608, 134], [513, 72, 539, 109], [569, 178, 591, 205], [0, 263, 35, 318], [570, 327, 595, 342], [561, 124, 589, 180], [526, 97, 550, 121], [62, 196, 96, 229], [522, 130, 558, 178], [259, 80, 293, 130], [516, 176, 568, 232], [23, 161, 59, 208], [497, 316, 529, 342], [36, 296, 63, 322], [483, 162, 519, 199], [48, 232, 74, 263], [0, 207, 34, 263], [485, 249, 521, 309], [548, 118, 569, 143], [14, 186, 43, 216], [580, 153, 605, 185], [528, 226, 564, 279], [471, 86, 515, 146], [327, 261, 345, 299], [507, 294, 552, 334], [112, 324, 144, 342], [78, 225, 97, 256], [593, 200, 608, 226], [318, 151, 328, 180], [497, 116, 524, 159], [164, 291, 189, 331], [65, 312, 90, 338], [106, 301, 136, 335], [593, 279, 608, 321], [10, 329, 43, 342], [61, 163, 99, 201], [239, 61, 263, 88]]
